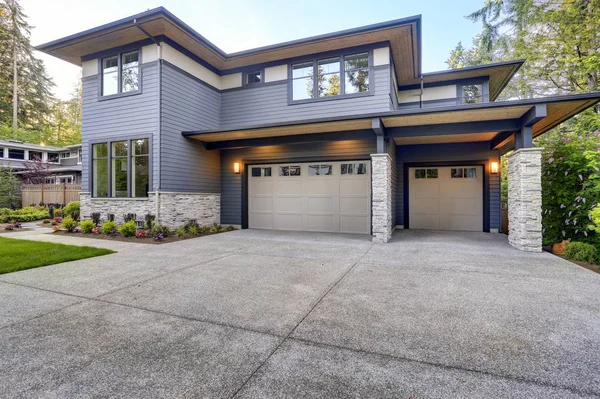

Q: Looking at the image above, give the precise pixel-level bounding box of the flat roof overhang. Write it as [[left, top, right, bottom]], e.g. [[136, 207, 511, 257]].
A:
[[36, 7, 421, 83], [182, 92, 600, 150]]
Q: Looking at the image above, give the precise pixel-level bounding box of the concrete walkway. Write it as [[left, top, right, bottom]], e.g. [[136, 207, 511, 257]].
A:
[[0, 229, 599, 398]]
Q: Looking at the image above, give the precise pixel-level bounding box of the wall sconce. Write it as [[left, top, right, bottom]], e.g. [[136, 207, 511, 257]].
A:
[[490, 161, 499, 174], [233, 162, 240, 174]]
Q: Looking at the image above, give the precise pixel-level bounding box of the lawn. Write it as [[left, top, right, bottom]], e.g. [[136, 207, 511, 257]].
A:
[[0, 237, 115, 274]]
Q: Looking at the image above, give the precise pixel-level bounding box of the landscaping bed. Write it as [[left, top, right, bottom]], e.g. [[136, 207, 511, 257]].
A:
[[0, 236, 115, 274], [558, 256, 600, 274], [52, 228, 233, 244]]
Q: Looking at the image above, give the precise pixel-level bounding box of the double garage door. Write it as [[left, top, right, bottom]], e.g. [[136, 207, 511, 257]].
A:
[[409, 166, 483, 232], [248, 161, 371, 234]]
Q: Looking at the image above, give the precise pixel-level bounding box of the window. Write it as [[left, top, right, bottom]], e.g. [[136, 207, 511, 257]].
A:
[[78, 149, 83, 164], [60, 152, 71, 158], [344, 53, 369, 94], [451, 167, 477, 178], [246, 71, 262, 85], [8, 148, 24, 160], [29, 151, 42, 161], [461, 84, 483, 104], [47, 152, 59, 163], [251, 167, 271, 177], [102, 50, 139, 96], [0, 147, 3, 158], [341, 163, 367, 175], [415, 168, 438, 179], [291, 52, 370, 102], [92, 139, 149, 198], [309, 164, 333, 176], [279, 165, 301, 176]]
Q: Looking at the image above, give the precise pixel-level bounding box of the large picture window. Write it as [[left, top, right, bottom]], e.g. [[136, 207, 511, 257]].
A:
[[102, 50, 140, 96], [291, 51, 370, 102], [91, 138, 149, 198]]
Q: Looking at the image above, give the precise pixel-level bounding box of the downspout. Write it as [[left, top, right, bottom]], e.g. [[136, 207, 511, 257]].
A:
[[420, 74, 424, 108], [133, 19, 162, 224]]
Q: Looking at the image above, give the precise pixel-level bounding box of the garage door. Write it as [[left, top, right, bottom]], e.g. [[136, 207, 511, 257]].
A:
[[408, 166, 483, 231], [248, 161, 371, 234]]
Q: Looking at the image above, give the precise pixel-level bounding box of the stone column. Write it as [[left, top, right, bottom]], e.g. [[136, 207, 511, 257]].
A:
[[508, 148, 543, 252], [371, 153, 393, 243]]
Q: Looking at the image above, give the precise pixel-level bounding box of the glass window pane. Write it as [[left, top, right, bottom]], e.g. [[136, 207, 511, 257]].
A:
[[93, 143, 108, 158], [28, 151, 42, 160], [93, 159, 108, 197], [102, 56, 118, 96], [345, 53, 369, 70], [289, 166, 301, 176], [341, 164, 348, 175], [356, 164, 366, 174], [427, 169, 438, 178], [318, 58, 340, 74], [292, 77, 314, 100], [252, 167, 261, 177], [415, 169, 426, 179], [318, 72, 340, 97], [465, 167, 477, 178], [292, 62, 313, 78], [112, 141, 128, 157], [309, 165, 320, 176], [462, 84, 482, 104], [112, 158, 128, 197], [279, 166, 289, 176], [122, 51, 138, 68], [451, 168, 463, 178], [345, 69, 369, 94], [246, 71, 261, 84], [133, 139, 148, 155], [8, 149, 24, 159], [263, 167, 271, 177], [121, 51, 139, 93], [132, 156, 149, 197], [47, 152, 59, 163], [321, 165, 332, 175]]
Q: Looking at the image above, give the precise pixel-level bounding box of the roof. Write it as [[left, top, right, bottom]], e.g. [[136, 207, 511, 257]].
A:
[[35, 7, 422, 84], [0, 140, 68, 152], [400, 59, 525, 101], [182, 92, 600, 147]]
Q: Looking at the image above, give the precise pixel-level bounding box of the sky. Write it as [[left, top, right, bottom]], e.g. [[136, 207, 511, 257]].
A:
[[21, 0, 485, 99]]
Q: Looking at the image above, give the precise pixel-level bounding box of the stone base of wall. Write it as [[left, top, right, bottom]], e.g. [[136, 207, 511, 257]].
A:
[[508, 148, 543, 252], [371, 153, 393, 243], [80, 191, 220, 228]]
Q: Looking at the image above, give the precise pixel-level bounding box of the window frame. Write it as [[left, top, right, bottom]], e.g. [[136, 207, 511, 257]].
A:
[[7, 148, 25, 160], [99, 48, 142, 100], [28, 151, 43, 161], [243, 69, 264, 87], [47, 152, 60, 163], [89, 136, 151, 199], [457, 78, 489, 105], [288, 49, 373, 105]]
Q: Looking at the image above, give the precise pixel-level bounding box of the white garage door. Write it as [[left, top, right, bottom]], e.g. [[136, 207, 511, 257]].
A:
[[409, 166, 483, 231], [249, 161, 371, 234]]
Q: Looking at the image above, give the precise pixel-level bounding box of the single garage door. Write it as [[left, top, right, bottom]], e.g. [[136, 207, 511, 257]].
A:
[[248, 161, 371, 234], [409, 166, 483, 231]]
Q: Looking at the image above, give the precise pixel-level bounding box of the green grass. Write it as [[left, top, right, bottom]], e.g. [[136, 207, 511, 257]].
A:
[[0, 237, 115, 274]]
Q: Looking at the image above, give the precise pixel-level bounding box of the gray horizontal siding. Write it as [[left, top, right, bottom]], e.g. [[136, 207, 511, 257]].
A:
[[220, 67, 391, 128], [221, 139, 376, 225], [395, 142, 501, 231], [397, 98, 458, 111], [160, 62, 221, 193], [81, 62, 159, 192]]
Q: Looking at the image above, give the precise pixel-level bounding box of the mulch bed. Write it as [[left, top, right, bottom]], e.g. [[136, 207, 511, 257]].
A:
[[558, 255, 600, 274], [52, 230, 231, 244], [0, 224, 31, 233]]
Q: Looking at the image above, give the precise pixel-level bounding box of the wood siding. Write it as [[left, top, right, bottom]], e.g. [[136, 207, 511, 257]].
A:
[[221, 139, 376, 225]]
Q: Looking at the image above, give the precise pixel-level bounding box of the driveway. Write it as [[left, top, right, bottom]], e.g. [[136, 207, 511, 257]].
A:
[[1, 229, 599, 398]]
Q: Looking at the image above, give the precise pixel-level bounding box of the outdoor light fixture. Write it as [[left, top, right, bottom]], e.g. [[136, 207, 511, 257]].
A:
[[491, 161, 499, 174], [233, 162, 240, 174]]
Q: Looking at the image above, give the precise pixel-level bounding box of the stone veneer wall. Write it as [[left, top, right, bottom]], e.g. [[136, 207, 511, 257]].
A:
[[371, 153, 393, 243], [80, 192, 220, 228], [507, 148, 543, 252]]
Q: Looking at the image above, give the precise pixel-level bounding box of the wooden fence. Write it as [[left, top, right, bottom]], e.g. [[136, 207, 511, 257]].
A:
[[21, 184, 81, 207]]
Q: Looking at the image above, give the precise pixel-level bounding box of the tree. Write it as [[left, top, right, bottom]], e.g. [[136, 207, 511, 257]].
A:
[[0, 0, 55, 132], [0, 165, 21, 209], [21, 155, 50, 184]]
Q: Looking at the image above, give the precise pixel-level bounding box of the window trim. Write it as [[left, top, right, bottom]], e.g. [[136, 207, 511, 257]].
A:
[[288, 49, 373, 105], [456, 78, 489, 105], [89, 136, 151, 199], [98, 48, 142, 100], [7, 148, 25, 160], [243, 69, 264, 87]]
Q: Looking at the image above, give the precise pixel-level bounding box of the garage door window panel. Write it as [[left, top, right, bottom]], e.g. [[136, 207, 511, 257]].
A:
[[309, 164, 333, 176], [252, 167, 272, 177], [341, 163, 366, 175]]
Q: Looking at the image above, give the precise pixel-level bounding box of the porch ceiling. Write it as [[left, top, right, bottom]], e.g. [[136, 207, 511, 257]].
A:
[[394, 132, 498, 145]]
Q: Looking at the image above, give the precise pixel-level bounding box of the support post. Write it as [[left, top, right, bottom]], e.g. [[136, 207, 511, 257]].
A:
[[371, 153, 393, 243]]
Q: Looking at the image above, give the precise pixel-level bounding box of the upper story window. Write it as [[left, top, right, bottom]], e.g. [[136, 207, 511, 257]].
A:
[[291, 52, 370, 102], [29, 151, 42, 161], [47, 152, 59, 163], [245, 71, 262, 85], [102, 50, 139, 96], [460, 83, 483, 104], [8, 148, 24, 160], [60, 152, 71, 158], [0, 147, 3, 158], [78, 149, 83, 164]]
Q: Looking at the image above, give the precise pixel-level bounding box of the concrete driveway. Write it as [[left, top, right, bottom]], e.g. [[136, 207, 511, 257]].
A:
[[1, 229, 599, 398]]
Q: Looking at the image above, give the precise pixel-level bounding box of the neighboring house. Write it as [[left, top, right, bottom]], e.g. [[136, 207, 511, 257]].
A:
[[0, 140, 82, 184], [37, 7, 600, 251]]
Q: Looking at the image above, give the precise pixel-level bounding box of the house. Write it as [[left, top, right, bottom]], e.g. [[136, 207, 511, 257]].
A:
[[0, 140, 82, 184], [36, 7, 600, 251]]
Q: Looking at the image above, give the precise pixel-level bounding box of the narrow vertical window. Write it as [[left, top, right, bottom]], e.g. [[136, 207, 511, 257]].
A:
[[131, 139, 149, 197], [317, 58, 340, 97], [344, 53, 369, 94], [121, 51, 139, 92], [92, 143, 108, 198], [102, 56, 119, 96], [292, 62, 314, 101], [111, 141, 128, 197]]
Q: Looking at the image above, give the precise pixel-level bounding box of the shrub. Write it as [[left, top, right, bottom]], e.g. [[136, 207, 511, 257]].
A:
[[80, 220, 95, 234], [564, 242, 598, 264], [175, 226, 186, 238], [187, 223, 199, 236], [54, 209, 62, 216], [123, 213, 136, 223], [135, 229, 146, 238], [200, 225, 210, 234], [4, 224, 13, 231], [63, 201, 80, 219], [91, 212, 101, 226], [144, 213, 155, 229], [589, 206, 600, 234], [54, 217, 62, 223], [101, 220, 117, 235], [62, 216, 78, 233], [51, 221, 58, 226], [184, 220, 200, 233], [0, 206, 50, 223], [153, 232, 165, 241], [92, 226, 101, 235], [226, 225, 235, 231], [118, 221, 137, 237], [150, 224, 170, 237], [209, 224, 219, 233], [42, 219, 50, 224]]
